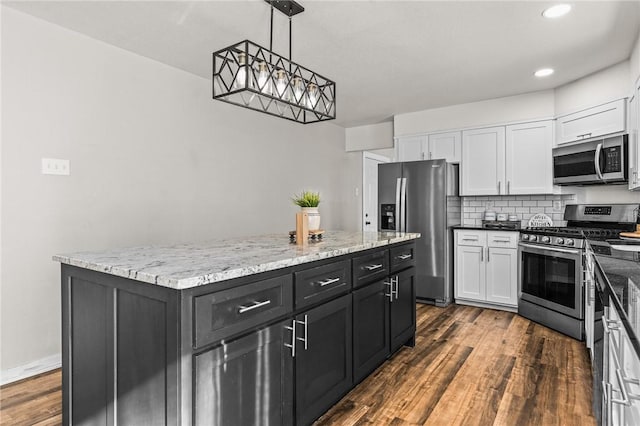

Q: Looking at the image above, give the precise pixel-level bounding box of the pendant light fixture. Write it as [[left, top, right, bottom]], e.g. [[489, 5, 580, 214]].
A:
[[212, 0, 336, 124]]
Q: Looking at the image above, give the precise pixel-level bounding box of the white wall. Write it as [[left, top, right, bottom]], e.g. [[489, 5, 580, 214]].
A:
[[345, 122, 393, 152], [554, 61, 630, 116], [393, 91, 555, 137], [630, 31, 640, 90], [0, 7, 358, 378]]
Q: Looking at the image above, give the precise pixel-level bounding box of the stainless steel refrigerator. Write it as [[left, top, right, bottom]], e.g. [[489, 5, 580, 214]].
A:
[[378, 159, 460, 305]]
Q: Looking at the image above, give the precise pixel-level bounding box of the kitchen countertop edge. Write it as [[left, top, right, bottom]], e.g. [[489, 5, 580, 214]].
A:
[[53, 231, 421, 290]]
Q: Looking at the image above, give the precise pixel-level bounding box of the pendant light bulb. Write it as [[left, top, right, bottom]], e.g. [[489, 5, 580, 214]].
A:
[[275, 69, 290, 101], [257, 62, 272, 95], [234, 52, 248, 89], [292, 77, 304, 104], [306, 83, 319, 109]]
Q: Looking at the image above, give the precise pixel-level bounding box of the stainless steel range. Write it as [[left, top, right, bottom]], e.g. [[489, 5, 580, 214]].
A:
[[518, 204, 638, 341]]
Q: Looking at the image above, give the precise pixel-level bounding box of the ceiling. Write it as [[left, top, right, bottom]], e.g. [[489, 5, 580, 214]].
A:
[[4, 0, 640, 128]]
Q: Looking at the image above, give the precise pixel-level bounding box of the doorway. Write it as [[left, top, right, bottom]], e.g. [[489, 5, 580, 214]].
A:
[[362, 152, 390, 232]]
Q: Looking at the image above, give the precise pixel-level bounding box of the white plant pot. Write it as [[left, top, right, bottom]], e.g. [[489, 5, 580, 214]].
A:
[[302, 207, 321, 231]]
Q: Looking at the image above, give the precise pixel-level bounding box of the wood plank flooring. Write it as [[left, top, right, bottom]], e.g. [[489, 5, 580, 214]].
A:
[[0, 304, 596, 425], [316, 304, 596, 426]]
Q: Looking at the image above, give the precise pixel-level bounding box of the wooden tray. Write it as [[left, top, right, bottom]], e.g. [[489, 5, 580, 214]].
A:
[[620, 225, 640, 239]]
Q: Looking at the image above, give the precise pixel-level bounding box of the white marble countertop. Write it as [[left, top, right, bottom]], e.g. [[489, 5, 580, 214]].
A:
[[53, 231, 420, 290]]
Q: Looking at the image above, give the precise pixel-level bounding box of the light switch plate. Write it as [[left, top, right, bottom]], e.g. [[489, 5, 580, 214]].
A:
[[42, 158, 70, 175]]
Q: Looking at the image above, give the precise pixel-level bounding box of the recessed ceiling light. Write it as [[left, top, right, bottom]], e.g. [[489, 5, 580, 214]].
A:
[[534, 68, 555, 77], [542, 4, 572, 19]]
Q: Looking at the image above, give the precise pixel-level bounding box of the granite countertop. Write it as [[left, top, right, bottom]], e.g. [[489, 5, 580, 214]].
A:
[[53, 231, 420, 290], [589, 238, 640, 358]]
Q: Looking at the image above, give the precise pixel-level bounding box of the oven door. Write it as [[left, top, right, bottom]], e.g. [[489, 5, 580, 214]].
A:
[[518, 242, 584, 319]]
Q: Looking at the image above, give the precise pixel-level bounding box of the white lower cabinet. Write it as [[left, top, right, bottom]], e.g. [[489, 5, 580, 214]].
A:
[[454, 230, 518, 310]]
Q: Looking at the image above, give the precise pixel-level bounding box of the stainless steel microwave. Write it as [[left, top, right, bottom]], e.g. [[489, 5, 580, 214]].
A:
[[552, 135, 628, 185]]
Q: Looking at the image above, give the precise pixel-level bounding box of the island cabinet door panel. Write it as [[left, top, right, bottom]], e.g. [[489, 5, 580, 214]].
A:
[[353, 280, 390, 384], [193, 319, 294, 426], [295, 294, 353, 426], [390, 267, 416, 353]]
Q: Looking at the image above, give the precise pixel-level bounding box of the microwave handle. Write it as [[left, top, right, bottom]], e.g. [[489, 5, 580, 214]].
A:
[[595, 143, 604, 181]]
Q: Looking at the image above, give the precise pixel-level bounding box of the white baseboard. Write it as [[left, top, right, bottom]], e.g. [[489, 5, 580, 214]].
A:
[[1, 353, 61, 386]]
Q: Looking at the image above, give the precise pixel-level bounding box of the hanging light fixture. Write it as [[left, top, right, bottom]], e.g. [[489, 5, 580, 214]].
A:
[[212, 0, 336, 124]]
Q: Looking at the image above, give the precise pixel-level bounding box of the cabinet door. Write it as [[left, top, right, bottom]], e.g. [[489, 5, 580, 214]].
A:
[[630, 91, 640, 190], [556, 99, 626, 145], [390, 267, 416, 353], [461, 126, 506, 195], [353, 280, 390, 383], [194, 319, 294, 425], [485, 247, 518, 307], [295, 294, 352, 426], [397, 135, 426, 162], [455, 245, 485, 301], [428, 131, 461, 163], [505, 121, 553, 195]]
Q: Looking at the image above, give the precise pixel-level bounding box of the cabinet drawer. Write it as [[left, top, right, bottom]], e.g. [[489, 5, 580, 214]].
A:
[[487, 231, 519, 249], [194, 275, 293, 348], [352, 249, 389, 289], [390, 243, 416, 273], [455, 230, 486, 246], [294, 259, 351, 309]]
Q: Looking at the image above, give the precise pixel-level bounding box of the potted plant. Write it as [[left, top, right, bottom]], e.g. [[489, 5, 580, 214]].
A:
[[292, 190, 321, 230]]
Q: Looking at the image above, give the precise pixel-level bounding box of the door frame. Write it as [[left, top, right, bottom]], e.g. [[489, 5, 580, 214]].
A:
[[362, 151, 391, 232]]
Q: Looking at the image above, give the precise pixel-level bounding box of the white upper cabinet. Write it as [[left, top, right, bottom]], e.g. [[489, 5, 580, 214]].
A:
[[555, 99, 626, 145], [629, 88, 640, 190], [427, 131, 461, 163], [505, 121, 553, 194], [396, 135, 426, 162], [461, 126, 506, 196], [396, 131, 461, 163]]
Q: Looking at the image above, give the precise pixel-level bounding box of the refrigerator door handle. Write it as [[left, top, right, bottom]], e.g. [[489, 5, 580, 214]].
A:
[[400, 178, 407, 232], [395, 178, 401, 231]]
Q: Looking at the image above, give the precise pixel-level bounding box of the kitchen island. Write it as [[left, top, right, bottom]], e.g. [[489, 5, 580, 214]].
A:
[[54, 231, 419, 426]]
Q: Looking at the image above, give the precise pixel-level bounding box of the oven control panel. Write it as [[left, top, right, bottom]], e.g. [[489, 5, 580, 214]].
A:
[[520, 233, 583, 249]]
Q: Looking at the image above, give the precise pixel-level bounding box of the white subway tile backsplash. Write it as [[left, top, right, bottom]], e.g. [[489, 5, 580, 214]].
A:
[[460, 194, 574, 229]]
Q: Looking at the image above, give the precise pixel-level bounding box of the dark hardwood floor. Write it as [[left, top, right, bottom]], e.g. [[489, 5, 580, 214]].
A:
[[0, 304, 596, 425]]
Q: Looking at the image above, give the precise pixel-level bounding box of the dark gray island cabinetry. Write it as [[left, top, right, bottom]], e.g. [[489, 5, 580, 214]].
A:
[[55, 231, 419, 426]]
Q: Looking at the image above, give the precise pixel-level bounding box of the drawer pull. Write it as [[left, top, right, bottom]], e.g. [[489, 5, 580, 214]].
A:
[[385, 280, 394, 302], [318, 277, 341, 287], [462, 238, 478, 241], [492, 239, 510, 243], [397, 254, 412, 260], [238, 299, 271, 314], [364, 264, 383, 271]]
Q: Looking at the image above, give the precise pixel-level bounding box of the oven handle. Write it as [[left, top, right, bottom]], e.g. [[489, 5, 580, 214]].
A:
[[518, 242, 581, 256]]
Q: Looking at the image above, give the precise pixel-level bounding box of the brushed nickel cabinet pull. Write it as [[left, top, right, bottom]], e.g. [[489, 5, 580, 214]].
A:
[[284, 319, 296, 357], [238, 299, 271, 314], [318, 277, 341, 287], [364, 264, 383, 271], [296, 315, 309, 350], [397, 254, 412, 260]]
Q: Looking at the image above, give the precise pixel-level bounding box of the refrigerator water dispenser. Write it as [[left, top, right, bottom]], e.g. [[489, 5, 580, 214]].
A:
[[380, 204, 396, 230]]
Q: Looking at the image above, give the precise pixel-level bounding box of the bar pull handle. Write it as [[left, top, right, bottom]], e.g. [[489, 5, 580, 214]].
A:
[[364, 264, 383, 271], [394, 276, 399, 300], [385, 280, 394, 302], [497, 181, 501, 194], [397, 254, 412, 260], [238, 299, 271, 314], [318, 277, 341, 287], [284, 319, 296, 357], [507, 181, 510, 194], [595, 142, 604, 181], [486, 247, 490, 262], [462, 238, 478, 241], [480, 247, 483, 262], [296, 315, 309, 351]]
